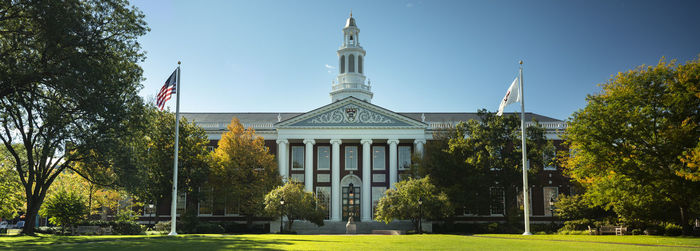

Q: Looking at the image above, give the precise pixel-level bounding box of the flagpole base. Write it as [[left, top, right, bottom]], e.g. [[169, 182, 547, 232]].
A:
[[522, 231, 533, 235], [168, 231, 178, 236]]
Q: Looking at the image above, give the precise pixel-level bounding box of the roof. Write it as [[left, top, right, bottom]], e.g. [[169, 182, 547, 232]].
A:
[[181, 111, 562, 125]]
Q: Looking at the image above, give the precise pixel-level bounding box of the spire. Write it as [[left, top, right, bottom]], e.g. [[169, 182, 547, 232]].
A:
[[345, 11, 356, 28], [332, 14, 371, 103]]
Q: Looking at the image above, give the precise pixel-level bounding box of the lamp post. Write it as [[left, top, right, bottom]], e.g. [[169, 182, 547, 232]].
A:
[[148, 204, 154, 228], [280, 198, 285, 233], [418, 197, 423, 234]]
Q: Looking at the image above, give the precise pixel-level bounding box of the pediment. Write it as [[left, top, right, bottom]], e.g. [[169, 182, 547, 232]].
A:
[[276, 97, 427, 129]]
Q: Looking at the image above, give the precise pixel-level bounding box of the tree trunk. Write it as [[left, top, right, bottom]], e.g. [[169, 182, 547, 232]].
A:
[[154, 202, 159, 224], [680, 205, 689, 236], [22, 195, 42, 235]]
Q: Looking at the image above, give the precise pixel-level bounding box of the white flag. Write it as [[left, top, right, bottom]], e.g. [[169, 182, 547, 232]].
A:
[[497, 77, 520, 116]]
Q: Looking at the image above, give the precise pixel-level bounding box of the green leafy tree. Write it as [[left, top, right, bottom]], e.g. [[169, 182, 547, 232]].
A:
[[0, 0, 148, 234], [445, 110, 549, 218], [562, 57, 700, 234], [40, 189, 88, 234], [375, 176, 452, 232], [264, 182, 325, 232], [0, 149, 23, 220], [210, 117, 281, 228], [118, 107, 210, 223]]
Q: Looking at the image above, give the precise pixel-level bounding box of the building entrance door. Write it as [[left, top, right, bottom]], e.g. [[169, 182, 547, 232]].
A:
[[342, 183, 360, 221]]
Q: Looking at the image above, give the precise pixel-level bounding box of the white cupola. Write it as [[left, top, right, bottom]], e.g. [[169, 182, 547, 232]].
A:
[[330, 12, 373, 103]]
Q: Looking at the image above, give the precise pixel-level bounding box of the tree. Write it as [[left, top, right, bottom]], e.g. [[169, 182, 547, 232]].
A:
[[264, 182, 325, 232], [375, 176, 451, 232], [0, 150, 23, 220], [210, 118, 281, 228], [0, 0, 148, 234], [118, 107, 210, 223], [40, 189, 88, 234], [445, 110, 549, 219], [562, 57, 700, 234]]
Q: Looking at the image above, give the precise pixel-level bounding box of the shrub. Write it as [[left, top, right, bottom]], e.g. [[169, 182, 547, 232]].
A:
[[561, 219, 594, 231], [630, 229, 642, 235], [39, 190, 88, 232], [663, 222, 682, 236], [112, 221, 144, 235]]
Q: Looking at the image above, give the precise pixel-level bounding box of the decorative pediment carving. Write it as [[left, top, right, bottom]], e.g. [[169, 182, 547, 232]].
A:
[[310, 104, 393, 124], [276, 97, 426, 128]]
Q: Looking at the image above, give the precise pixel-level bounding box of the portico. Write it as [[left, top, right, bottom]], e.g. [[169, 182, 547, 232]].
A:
[[275, 97, 428, 222]]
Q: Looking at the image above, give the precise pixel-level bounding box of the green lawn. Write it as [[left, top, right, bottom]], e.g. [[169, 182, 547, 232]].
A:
[[0, 234, 698, 250]]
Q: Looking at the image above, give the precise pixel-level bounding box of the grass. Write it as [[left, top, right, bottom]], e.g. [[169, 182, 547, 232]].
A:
[[0, 234, 698, 250]]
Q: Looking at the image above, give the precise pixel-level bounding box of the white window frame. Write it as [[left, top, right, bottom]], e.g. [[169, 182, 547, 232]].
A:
[[543, 187, 559, 216], [372, 146, 386, 170], [197, 187, 213, 216], [317, 146, 330, 170], [315, 186, 331, 220], [345, 146, 358, 170], [398, 146, 411, 170], [291, 145, 305, 170], [489, 186, 505, 216], [543, 145, 557, 171]]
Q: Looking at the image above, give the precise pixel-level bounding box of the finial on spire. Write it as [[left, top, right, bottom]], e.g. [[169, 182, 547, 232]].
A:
[[350, 10, 352, 18]]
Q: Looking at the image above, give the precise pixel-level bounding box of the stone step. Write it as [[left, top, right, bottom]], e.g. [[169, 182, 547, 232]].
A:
[[271, 219, 429, 234]]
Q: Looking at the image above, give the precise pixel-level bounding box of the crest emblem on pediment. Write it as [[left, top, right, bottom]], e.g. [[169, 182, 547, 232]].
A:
[[345, 108, 357, 122]]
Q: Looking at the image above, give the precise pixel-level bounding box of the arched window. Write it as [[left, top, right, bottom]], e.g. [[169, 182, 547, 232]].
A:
[[349, 54, 355, 73], [340, 55, 345, 74], [358, 55, 363, 74]]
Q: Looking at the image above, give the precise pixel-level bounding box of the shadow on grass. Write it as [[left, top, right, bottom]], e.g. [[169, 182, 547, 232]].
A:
[[1, 235, 319, 250]]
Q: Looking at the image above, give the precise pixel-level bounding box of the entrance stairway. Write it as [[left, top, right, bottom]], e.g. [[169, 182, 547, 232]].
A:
[[272, 219, 423, 234]]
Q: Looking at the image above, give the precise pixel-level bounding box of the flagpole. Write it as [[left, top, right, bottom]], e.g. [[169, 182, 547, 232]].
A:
[[169, 61, 181, 236], [519, 60, 532, 235]]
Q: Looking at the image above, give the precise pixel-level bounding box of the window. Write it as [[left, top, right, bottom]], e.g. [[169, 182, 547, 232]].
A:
[[372, 146, 385, 170], [543, 187, 559, 216], [317, 146, 330, 170], [349, 54, 355, 72], [213, 189, 225, 216], [398, 146, 411, 170], [490, 187, 505, 215], [358, 55, 363, 74], [207, 146, 215, 152], [225, 194, 240, 216], [316, 187, 331, 220], [516, 187, 532, 216], [198, 186, 213, 215], [291, 146, 304, 170], [340, 55, 345, 73], [176, 192, 186, 215], [372, 187, 387, 219], [345, 146, 358, 170], [543, 144, 556, 170]]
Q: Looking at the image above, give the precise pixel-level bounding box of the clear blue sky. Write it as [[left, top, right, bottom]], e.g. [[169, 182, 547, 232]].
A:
[[132, 0, 700, 120]]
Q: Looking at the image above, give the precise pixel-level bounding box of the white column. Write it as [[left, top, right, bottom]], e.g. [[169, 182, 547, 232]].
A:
[[360, 139, 372, 222], [330, 139, 342, 221], [276, 139, 289, 181], [388, 139, 399, 189], [303, 139, 315, 192], [414, 139, 426, 157]]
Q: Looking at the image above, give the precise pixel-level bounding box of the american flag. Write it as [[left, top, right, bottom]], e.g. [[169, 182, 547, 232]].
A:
[[157, 70, 177, 110]]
